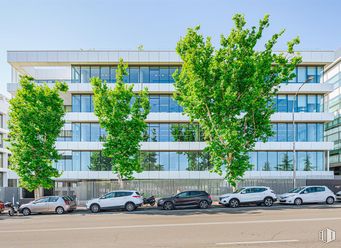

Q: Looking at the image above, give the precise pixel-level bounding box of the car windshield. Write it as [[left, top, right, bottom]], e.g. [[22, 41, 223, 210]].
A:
[[288, 187, 304, 193], [233, 188, 245, 193]]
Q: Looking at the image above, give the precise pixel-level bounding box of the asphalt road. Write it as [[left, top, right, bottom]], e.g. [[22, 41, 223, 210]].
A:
[[1, 204, 341, 248]]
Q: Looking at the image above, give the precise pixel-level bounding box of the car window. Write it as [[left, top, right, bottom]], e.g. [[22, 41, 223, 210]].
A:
[[289, 187, 305, 193], [48, 196, 59, 202], [243, 188, 253, 194], [115, 192, 133, 197], [102, 192, 115, 199], [35, 197, 49, 203], [316, 187, 325, 192], [257, 188, 267, 192], [189, 191, 202, 196], [233, 188, 245, 193], [177, 192, 190, 198]]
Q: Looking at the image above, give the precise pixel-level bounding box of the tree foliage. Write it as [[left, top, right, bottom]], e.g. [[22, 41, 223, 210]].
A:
[[8, 76, 68, 193], [276, 154, 293, 171], [91, 59, 150, 183], [174, 14, 301, 186], [303, 154, 314, 171]]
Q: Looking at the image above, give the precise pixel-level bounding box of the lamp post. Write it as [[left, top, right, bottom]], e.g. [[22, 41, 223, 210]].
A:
[[292, 79, 309, 188]]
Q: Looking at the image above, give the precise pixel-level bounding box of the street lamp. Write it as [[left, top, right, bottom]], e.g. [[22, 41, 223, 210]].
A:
[[292, 78, 310, 189]]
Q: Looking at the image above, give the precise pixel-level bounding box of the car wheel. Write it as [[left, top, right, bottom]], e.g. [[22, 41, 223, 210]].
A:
[[8, 208, 14, 216], [163, 201, 174, 210], [294, 198, 303, 206], [90, 204, 100, 213], [229, 199, 240, 208], [56, 206, 65, 215], [326, 196, 335, 205], [22, 208, 31, 216], [199, 200, 209, 209], [263, 197, 274, 207], [125, 202, 136, 212]]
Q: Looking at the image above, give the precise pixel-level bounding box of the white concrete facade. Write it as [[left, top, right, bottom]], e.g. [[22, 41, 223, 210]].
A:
[[6, 50, 340, 183], [0, 94, 10, 187]]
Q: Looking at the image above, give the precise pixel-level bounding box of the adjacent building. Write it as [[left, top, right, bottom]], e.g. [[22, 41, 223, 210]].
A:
[[0, 94, 10, 187], [6, 50, 338, 198], [324, 53, 341, 175]]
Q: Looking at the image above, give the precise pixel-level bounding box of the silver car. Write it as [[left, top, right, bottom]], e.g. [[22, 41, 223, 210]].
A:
[[19, 196, 77, 216]]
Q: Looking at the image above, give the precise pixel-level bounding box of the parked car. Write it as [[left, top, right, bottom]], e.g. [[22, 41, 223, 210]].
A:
[[219, 186, 277, 208], [86, 190, 143, 213], [157, 190, 212, 210], [0, 201, 4, 214], [278, 186, 336, 205], [19, 196, 77, 216], [336, 191, 341, 201]]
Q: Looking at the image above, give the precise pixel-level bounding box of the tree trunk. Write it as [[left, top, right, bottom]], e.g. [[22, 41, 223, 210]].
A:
[[34, 187, 43, 200], [117, 173, 124, 189]]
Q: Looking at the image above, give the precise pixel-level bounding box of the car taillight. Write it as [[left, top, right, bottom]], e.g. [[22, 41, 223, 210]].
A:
[[208, 195, 212, 199], [64, 200, 70, 205], [133, 195, 141, 198]]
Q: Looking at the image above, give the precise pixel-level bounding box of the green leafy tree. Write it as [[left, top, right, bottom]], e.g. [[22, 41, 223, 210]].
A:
[[276, 154, 293, 171], [8, 76, 68, 199], [262, 161, 271, 171], [174, 14, 301, 186], [89, 152, 112, 171], [91, 59, 150, 187], [303, 154, 314, 171]]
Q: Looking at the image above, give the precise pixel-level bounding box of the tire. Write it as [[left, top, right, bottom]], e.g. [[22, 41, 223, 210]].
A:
[[263, 197, 274, 207], [8, 208, 14, 216], [125, 202, 136, 212], [90, 204, 100, 213], [326, 196, 335, 205], [294, 198, 303, 206], [163, 201, 174, 210], [22, 208, 31, 216], [229, 198, 240, 208], [56, 206, 65, 215], [199, 200, 209, 209]]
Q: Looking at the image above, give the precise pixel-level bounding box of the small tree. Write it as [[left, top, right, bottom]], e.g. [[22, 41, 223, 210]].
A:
[[8, 76, 68, 199], [174, 14, 301, 186], [91, 59, 150, 187], [262, 161, 271, 171], [276, 154, 293, 171], [303, 154, 314, 171]]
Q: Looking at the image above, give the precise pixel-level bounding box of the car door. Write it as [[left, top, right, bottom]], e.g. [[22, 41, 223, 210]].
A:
[[315, 187, 327, 202], [31, 197, 49, 213], [239, 188, 254, 203], [47, 196, 60, 212], [99, 192, 116, 209], [174, 192, 191, 207], [254, 188, 266, 202], [299, 187, 314, 203], [114, 192, 130, 207], [188, 191, 203, 206]]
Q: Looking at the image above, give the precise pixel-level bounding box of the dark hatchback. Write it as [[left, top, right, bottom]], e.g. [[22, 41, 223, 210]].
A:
[[157, 190, 212, 210]]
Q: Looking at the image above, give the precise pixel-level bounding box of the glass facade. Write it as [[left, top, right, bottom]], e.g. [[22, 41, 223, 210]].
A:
[[268, 123, 324, 142], [71, 65, 181, 84], [249, 151, 325, 171], [72, 94, 322, 113], [0, 114, 3, 128], [54, 150, 325, 172], [274, 95, 323, 112], [72, 94, 183, 113], [62, 122, 323, 142], [54, 151, 211, 172], [71, 65, 322, 84]]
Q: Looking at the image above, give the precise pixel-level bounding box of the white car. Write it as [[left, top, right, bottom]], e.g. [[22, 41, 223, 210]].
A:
[[86, 190, 143, 213], [336, 191, 341, 201], [278, 186, 336, 205], [219, 186, 277, 208]]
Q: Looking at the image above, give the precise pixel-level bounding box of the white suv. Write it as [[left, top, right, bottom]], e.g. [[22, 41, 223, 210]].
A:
[[219, 186, 277, 208], [279, 186, 336, 205], [86, 190, 143, 213]]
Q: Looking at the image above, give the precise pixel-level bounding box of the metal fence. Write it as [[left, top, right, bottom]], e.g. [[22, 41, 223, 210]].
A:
[[0, 187, 20, 203], [53, 179, 305, 204]]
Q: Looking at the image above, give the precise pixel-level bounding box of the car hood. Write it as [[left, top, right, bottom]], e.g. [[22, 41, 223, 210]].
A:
[[279, 193, 296, 198], [219, 193, 234, 199]]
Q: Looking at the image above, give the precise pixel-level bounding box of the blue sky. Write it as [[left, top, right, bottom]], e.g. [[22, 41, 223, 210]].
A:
[[1, 0, 341, 95]]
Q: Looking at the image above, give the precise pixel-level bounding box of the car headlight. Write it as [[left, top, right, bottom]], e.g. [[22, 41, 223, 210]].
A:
[[158, 200, 164, 204], [282, 194, 295, 199]]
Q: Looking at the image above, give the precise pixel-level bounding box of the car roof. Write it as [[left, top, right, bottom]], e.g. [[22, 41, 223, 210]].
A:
[[242, 186, 269, 189], [108, 190, 137, 192]]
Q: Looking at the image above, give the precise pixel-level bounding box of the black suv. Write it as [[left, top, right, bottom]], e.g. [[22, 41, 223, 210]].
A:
[[157, 190, 212, 210]]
